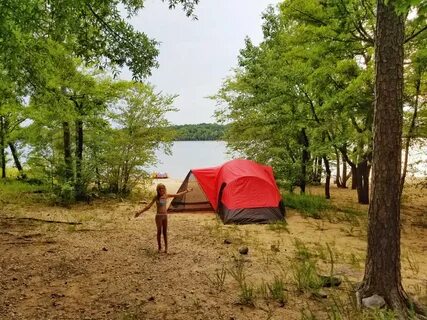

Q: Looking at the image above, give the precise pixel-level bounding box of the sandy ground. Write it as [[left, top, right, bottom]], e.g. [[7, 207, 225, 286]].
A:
[[0, 179, 426, 319]]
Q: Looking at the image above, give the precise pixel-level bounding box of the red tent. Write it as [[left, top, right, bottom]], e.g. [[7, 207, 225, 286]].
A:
[[168, 159, 285, 224]]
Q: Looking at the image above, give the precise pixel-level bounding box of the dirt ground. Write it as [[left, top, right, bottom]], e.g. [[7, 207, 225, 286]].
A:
[[0, 180, 426, 320]]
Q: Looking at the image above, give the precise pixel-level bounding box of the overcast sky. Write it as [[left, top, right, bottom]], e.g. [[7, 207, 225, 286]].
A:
[[122, 0, 281, 125]]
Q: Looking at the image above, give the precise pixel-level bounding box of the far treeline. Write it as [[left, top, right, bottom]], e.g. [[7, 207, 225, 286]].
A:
[[170, 123, 226, 141]]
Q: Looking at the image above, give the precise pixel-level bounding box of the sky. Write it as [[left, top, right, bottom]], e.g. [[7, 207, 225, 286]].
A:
[[122, 0, 282, 125]]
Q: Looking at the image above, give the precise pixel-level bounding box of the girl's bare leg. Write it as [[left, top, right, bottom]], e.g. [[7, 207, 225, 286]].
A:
[[155, 216, 162, 252], [162, 217, 168, 253]]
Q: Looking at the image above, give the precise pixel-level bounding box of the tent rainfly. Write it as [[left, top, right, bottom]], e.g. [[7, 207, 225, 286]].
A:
[[168, 159, 285, 224]]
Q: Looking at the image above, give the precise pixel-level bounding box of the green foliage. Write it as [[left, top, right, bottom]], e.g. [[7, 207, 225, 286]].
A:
[[214, 0, 378, 189], [214, 0, 427, 195], [100, 82, 176, 194], [0, 0, 200, 202], [283, 193, 331, 219], [0, 0, 199, 83], [57, 182, 75, 205], [171, 123, 226, 141]]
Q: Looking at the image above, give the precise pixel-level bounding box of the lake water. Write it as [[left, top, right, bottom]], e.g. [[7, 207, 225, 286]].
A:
[[147, 141, 231, 179], [148, 141, 426, 180]]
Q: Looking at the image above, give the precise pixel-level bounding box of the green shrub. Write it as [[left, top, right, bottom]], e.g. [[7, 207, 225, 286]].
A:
[[57, 182, 75, 205]]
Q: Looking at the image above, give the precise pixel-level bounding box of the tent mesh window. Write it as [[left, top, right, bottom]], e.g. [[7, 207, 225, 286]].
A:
[[168, 172, 213, 212]]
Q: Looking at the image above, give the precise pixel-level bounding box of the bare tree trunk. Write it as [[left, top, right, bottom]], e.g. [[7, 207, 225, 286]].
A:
[[63, 121, 73, 183], [299, 129, 310, 194], [0, 116, 6, 179], [335, 149, 341, 187], [75, 119, 84, 199], [9, 143, 26, 179], [323, 156, 331, 199], [358, 1, 424, 317], [350, 165, 357, 189], [400, 78, 420, 196], [356, 159, 371, 205], [341, 157, 348, 188]]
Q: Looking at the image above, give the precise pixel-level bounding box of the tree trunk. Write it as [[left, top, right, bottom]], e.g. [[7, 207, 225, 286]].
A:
[[9, 143, 26, 179], [0, 116, 6, 179], [62, 121, 73, 183], [356, 159, 370, 205], [358, 1, 423, 317], [341, 157, 348, 188], [323, 156, 331, 199], [75, 119, 84, 199], [312, 157, 322, 185], [335, 150, 341, 187], [299, 129, 310, 194], [351, 165, 357, 189], [400, 78, 420, 196]]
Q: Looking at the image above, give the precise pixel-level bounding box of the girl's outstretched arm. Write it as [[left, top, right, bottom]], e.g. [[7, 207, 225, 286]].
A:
[[135, 197, 155, 217], [168, 187, 193, 198]]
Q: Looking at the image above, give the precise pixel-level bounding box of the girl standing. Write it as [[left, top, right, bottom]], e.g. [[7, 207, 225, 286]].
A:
[[135, 183, 192, 253]]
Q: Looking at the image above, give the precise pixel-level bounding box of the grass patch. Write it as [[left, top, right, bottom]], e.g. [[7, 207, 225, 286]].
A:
[[283, 193, 330, 219], [0, 179, 51, 204], [205, 264, 227, 292], [267, 220, 290, 233]]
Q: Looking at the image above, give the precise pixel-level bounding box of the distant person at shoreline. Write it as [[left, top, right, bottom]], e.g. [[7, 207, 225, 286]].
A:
[[135, 183, 193, 253]]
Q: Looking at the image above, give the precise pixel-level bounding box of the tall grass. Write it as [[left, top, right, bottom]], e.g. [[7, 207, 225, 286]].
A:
[[283, 193, 330, 219]]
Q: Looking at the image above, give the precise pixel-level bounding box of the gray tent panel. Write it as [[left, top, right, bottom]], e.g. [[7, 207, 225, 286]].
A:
[[219, 204, 284, 224], [168, 172, 214, 212]]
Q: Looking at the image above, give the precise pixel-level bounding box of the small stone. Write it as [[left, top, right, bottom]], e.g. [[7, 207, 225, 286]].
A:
[[224, 239, 232, 244], [102, 247, 108, 251], [147, 296, 155, 302], [238, 246, 249, 255], [362, 294, 386, 309], [312, 290, 328, 299]]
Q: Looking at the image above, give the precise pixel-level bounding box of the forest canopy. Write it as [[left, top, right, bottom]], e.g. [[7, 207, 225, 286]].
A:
[[170, 123, 226, 141]]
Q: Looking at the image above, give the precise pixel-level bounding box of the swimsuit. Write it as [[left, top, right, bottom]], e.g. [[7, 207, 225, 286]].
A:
[[156, 197, 168, 220]]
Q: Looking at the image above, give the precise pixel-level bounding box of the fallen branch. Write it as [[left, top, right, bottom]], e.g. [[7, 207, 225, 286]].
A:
[[4, 217, 82, 225]]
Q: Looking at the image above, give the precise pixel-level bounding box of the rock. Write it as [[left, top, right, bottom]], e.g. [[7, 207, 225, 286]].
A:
[[238, 246, 249, 255], [312, 290, 328, 299], [102, 247, 108, 251], [224, 239, 232, 244], [362, 294, 386, 309], [147, 296, 155, 302]]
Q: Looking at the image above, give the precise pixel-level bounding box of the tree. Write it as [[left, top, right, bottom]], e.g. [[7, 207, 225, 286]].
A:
[[215, 1, 376, 200], [358, 0, 426, 317], [102, 82, 176, 194]]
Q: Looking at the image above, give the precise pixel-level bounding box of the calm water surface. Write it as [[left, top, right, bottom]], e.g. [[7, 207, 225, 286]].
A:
[[148, 141, 231, 179], [148, 141, 426, 180]]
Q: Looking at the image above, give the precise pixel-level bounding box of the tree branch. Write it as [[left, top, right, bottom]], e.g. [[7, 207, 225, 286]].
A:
[[405, 24, 427, 43]]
